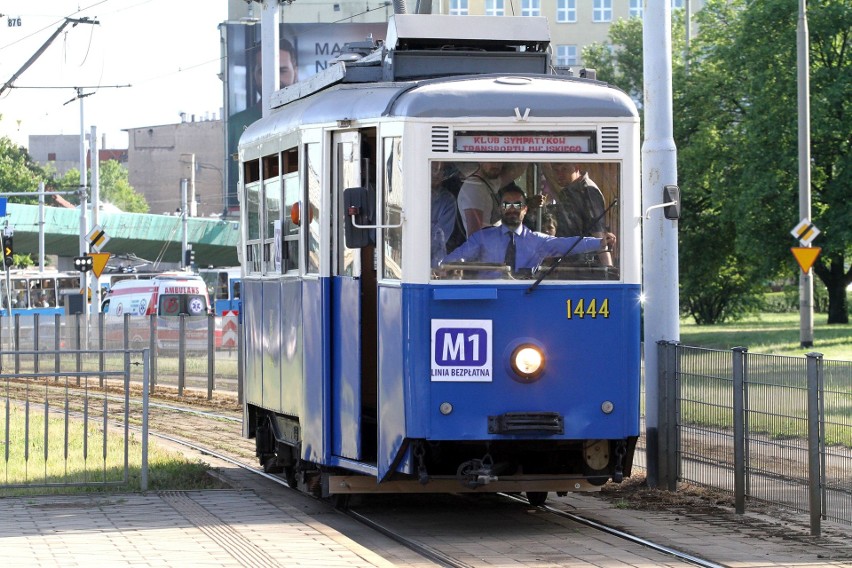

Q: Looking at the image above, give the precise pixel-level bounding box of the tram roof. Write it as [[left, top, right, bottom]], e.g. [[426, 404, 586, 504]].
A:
[[240, 74, 637, 152]]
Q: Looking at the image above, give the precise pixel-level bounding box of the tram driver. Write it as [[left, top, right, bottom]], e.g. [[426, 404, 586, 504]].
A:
[[438, 183, 615, 279]]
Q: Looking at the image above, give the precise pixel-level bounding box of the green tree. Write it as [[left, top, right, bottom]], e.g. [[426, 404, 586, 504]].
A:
[[0, 135, 48, 203], [692, 0, 851, 324], [585, 1, 851, 324], [54, 160, 149, 213], [98, 160, 149, 213]]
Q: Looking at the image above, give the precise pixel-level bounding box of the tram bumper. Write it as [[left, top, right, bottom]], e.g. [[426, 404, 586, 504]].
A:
[[487, 411, 564, 434]]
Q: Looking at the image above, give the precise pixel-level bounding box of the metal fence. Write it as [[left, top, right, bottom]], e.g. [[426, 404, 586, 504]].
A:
[[0, 347, 150, 491], [656, 341, 852, 534], [0, 313, 242, 400]]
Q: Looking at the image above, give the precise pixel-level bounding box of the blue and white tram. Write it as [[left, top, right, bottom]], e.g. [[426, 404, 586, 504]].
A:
[[1, 269, 82, 317], [239, 15, 641, 503]]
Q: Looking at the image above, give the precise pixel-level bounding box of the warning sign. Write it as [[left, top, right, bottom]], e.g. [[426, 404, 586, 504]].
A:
[[220, 311, 238, 348], [89, 252, 111, 278], [791, 247, 821, 274]]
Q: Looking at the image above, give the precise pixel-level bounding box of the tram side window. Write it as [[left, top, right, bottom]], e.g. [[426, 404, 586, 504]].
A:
[[263, 154, 282, 275], [281, 148, 300, 274], [382, 137, 403, 280], [305, 143, 321, 274], [11, 279, 29, 308], [244, 159, 262, 274]]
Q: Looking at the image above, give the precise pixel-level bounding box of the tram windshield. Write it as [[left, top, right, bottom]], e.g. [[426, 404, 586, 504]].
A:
[[430, 161, 621, 281]]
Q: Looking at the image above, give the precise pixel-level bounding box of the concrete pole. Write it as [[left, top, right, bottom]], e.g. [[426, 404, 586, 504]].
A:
[[90, 126, 100, 314], [642, 1, 680, 488], [78, 89, 88, 259], [189, 153, 197, 217], [260, 2, 280, 119], [181, 179, 189, 269], [38, 182, 45, 272], [797, 0, 813, 347]]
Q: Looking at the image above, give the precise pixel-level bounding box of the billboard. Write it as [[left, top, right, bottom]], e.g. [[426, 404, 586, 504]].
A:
[[223, 22, 387, 214]]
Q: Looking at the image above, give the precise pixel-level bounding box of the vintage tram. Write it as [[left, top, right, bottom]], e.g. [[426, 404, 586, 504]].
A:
[[238, 14, 641, 504]]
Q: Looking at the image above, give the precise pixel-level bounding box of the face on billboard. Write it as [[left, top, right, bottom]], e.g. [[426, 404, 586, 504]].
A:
[[223, 22, 387, 213]]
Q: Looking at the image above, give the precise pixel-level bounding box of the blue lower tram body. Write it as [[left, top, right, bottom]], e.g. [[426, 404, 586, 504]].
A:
[[243, 277, 640, 493]]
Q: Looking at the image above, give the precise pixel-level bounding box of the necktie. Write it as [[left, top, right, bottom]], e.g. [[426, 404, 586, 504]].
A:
[[504, 231, 516, 271]]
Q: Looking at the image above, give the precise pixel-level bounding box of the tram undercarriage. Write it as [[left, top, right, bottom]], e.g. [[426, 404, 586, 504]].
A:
[[250, 408, 636, 501]]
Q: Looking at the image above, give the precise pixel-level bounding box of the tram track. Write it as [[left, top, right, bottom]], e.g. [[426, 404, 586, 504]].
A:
[[0, 382, 784, 567], [134, 394, 726, 568]]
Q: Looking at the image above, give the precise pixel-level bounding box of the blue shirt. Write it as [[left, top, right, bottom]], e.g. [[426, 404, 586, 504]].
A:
[[431, 188, 457, 267], [441, 224, 601, 272]]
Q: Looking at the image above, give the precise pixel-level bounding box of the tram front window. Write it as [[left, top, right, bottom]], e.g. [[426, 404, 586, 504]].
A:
[[430, 160, 621, 281]]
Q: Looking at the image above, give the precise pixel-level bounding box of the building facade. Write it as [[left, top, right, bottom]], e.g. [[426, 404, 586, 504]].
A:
[[229, 0, 703, 72], [125, 118, 224, 218]]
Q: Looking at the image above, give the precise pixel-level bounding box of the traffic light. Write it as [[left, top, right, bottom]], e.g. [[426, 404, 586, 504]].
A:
[[185, 248, 195, 267], [74, 255, 93, 272], [2, 235, 12, 267]]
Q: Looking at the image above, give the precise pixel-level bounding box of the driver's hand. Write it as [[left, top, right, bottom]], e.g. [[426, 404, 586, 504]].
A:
[[526, 193, 546, 210]]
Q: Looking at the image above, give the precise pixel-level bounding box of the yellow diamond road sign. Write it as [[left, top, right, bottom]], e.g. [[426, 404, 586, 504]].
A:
[[86, 225, 110, 252], [790, 219, 820, 246]]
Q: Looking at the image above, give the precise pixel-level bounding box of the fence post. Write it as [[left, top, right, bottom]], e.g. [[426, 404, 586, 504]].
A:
[[149, 314, 157, 393], [54, 313, 61, 380], [806, 351, 823, 537], [237, 320, 244, 406], [207, 313, 215, 400], [178, 315, 186, 396], [141, 348, 150, 492], [732, 347, 747, 514], [655, 340, 678, 490]]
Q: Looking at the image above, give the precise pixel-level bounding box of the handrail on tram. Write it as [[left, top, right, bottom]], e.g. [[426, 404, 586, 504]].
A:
[[349, 214, 404, 230]]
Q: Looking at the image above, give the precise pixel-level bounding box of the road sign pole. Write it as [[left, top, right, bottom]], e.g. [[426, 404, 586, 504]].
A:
[[797, 0, 813, 347]]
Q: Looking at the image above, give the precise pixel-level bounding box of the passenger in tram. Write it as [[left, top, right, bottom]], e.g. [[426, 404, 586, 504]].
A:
[[539, 162, 613, 266], [430, 162, 458, 268], [456, 162, 528, 236], [439, 183, 614, 278]]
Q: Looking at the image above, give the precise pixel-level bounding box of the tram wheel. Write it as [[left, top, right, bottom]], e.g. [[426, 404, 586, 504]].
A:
[[262, 456, 283, 474], [330, 493, 351, 510], [525, 491, 548, 506], [282, 466, 297, 488]]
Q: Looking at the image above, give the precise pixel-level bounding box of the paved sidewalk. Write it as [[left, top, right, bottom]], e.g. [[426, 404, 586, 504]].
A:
[[0, 490, 427, 568], [1, 466, 849, 568]]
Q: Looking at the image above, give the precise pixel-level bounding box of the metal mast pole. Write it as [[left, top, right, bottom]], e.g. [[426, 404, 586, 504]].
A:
[[797, 0, 813, 347], [642, 1, 680, 488], [261, 0, 280, 120]]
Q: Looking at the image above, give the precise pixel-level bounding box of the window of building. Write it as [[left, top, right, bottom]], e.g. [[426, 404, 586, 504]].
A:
[[593, 0, 612, 22], [556, 45, 577, 66], [629, 0, 642, 18], [521, 0, 541, 17], [556, 0, 577, 22], [48, 153, 56, 161], [485, 0, 504, 16], [449, 0, 468, 15]]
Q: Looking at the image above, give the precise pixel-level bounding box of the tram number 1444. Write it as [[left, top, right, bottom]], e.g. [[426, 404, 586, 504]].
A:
[[566, 298, 610, 319]]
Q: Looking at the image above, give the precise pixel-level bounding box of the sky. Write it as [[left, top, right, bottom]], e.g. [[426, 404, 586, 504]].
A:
[[0, 0, 227, 149]]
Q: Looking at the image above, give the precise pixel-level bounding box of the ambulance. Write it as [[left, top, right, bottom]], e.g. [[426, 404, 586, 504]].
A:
[[101, 272, 211, 350]]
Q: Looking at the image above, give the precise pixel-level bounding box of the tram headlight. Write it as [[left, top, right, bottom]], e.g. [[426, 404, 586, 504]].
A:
[[510, 344, 545, 381]]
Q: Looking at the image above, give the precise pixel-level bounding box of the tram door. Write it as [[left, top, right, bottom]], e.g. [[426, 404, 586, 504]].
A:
[[331, 131, 378, 462]]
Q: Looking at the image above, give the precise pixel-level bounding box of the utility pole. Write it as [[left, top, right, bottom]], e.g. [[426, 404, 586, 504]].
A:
[[797, 0, 814, 347], [642, 1, 680, 489], [0, 17, 99, 96]]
